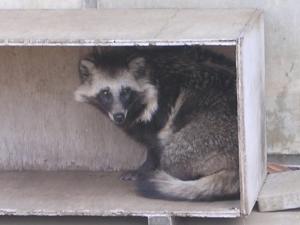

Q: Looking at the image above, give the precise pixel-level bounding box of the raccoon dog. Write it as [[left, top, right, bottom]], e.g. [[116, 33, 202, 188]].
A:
[[74, 47, 239, 201]]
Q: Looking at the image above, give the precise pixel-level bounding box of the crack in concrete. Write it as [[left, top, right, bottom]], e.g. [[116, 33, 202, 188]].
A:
[[154, 9, 179, 39], [286, 62, 295, 77]]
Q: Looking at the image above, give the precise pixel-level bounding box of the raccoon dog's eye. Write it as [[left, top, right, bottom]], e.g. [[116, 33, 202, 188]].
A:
[[101, 89, 110, 96], [98, 88, 112, 103]]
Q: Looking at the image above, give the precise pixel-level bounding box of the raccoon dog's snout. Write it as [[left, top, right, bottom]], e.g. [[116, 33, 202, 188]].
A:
[[108, 111, 127, 125], [113, 113, 125, 124]]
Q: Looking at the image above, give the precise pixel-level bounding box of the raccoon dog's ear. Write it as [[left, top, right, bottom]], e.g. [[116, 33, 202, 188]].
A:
[[128, 57, 146, 78], [79, 59, 95, 83]]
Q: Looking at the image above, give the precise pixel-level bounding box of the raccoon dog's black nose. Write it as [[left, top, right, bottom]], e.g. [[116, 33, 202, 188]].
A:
[[113, 113, 125, 124]]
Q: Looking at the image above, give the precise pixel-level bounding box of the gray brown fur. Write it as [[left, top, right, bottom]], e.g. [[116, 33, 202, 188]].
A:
[[74, 46, 239, 201]]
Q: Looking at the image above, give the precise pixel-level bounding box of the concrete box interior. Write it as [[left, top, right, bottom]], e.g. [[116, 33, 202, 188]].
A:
[[0, 9, 265, 219]]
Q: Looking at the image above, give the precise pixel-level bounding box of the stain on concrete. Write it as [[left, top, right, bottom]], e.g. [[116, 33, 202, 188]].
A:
[[267, 63, 297, 153]]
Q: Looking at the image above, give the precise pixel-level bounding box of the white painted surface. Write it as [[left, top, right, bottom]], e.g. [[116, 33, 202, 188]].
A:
[[0, 47, 145, 171], [0, 171, 240, 218], [0, 0, 82, 9], [0, 210, 300, 225], [237, 12, 266, 215], [0, 211, 299, 225], [0, 9, 254, 46]]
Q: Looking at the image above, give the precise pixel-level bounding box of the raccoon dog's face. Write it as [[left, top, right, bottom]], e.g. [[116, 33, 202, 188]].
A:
[[74, 51, 158, 126]]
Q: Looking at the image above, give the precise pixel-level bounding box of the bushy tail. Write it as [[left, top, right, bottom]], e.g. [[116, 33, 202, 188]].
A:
[[136, 170, 239, 201]]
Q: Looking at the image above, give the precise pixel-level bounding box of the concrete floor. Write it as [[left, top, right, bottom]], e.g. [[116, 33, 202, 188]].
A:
[[0, 172, 300, 225], [1, 211, 300, 225], [0, 216, 145, 225], [0, 171, 239, 217]]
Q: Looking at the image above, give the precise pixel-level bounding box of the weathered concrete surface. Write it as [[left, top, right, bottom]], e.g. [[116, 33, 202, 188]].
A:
[[0, 211, 300, 225], [0, 216, 146, 225], [148, 216, 176, 225], [0, 0, 82, 9], [258, 170, 300, 212], [0, 47, 145, 171], [83, 0, 97, 8], [268, 154, 300, 165], [0, 171, 240, 218], [0, 9, 254, 46]]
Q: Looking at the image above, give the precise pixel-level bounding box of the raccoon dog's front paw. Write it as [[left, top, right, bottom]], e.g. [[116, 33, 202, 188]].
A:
[[120, 170, 139, 181]]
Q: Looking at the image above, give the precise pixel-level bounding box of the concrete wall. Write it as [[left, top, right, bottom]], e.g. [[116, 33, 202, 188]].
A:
[[0, 0, 299, 155], [0, 0, 82, 9], [0, 47, 145, 171]]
